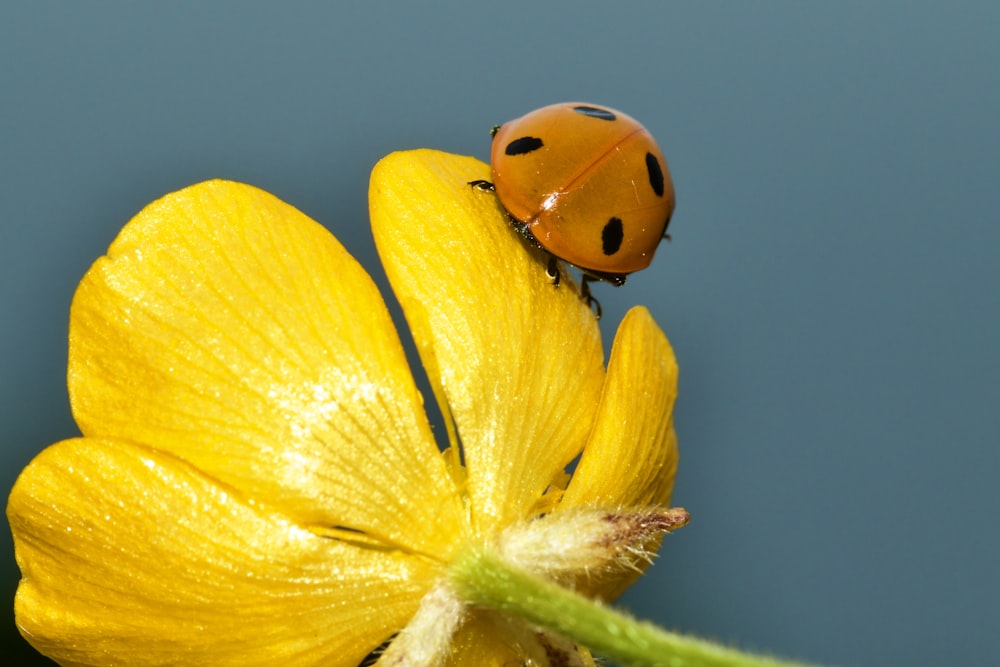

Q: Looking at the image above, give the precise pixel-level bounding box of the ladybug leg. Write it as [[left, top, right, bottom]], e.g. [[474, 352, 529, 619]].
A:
[[581, 268, 627, 288], [546, 254, 561, 288], [468, 179, 495, 191], [580, 275, 603, 320]]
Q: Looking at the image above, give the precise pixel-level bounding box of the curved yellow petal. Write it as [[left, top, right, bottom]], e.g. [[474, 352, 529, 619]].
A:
[[8, 438, 438, 667], [558, 307, 679, 601], [369, 151, 605, 534], [562, 306, 679, 509], [68, 181, 463, 555]]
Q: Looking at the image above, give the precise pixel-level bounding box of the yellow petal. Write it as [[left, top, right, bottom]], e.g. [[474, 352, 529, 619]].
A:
[[369, 151, 605, 534], [8, 438, 438, 667], [562, 306, 679, 509], [555, 306, 679, 601], [68, 180, 463, 555]]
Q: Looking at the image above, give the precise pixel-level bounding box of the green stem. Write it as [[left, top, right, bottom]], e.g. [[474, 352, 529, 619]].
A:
[[450, 545, 813, 667]]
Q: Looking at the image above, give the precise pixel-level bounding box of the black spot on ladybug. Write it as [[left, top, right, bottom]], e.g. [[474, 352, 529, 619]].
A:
[[646, 152, 665, 197], [505, 136, 544, 155], [602, 217, 624, 255], [572, 105, 617, 121]]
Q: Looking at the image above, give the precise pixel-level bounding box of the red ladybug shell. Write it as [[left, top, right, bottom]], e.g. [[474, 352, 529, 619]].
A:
[[490, 102, 675, 279]]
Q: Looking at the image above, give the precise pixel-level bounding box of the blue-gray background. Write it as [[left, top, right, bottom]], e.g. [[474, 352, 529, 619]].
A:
[[2, 3, 997, 665]]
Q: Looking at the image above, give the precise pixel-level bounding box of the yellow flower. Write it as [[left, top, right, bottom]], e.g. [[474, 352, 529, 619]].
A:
[[8, 150, 680, 666]]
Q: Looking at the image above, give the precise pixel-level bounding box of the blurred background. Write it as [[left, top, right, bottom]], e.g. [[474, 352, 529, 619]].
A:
[[2, 2, 997, 665]]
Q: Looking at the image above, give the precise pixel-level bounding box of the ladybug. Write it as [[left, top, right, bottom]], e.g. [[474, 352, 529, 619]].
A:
[[471, 102, 675, 289]]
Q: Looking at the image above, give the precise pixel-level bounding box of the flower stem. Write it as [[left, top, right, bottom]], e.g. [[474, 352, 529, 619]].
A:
[[450, 545, 814, 667]]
